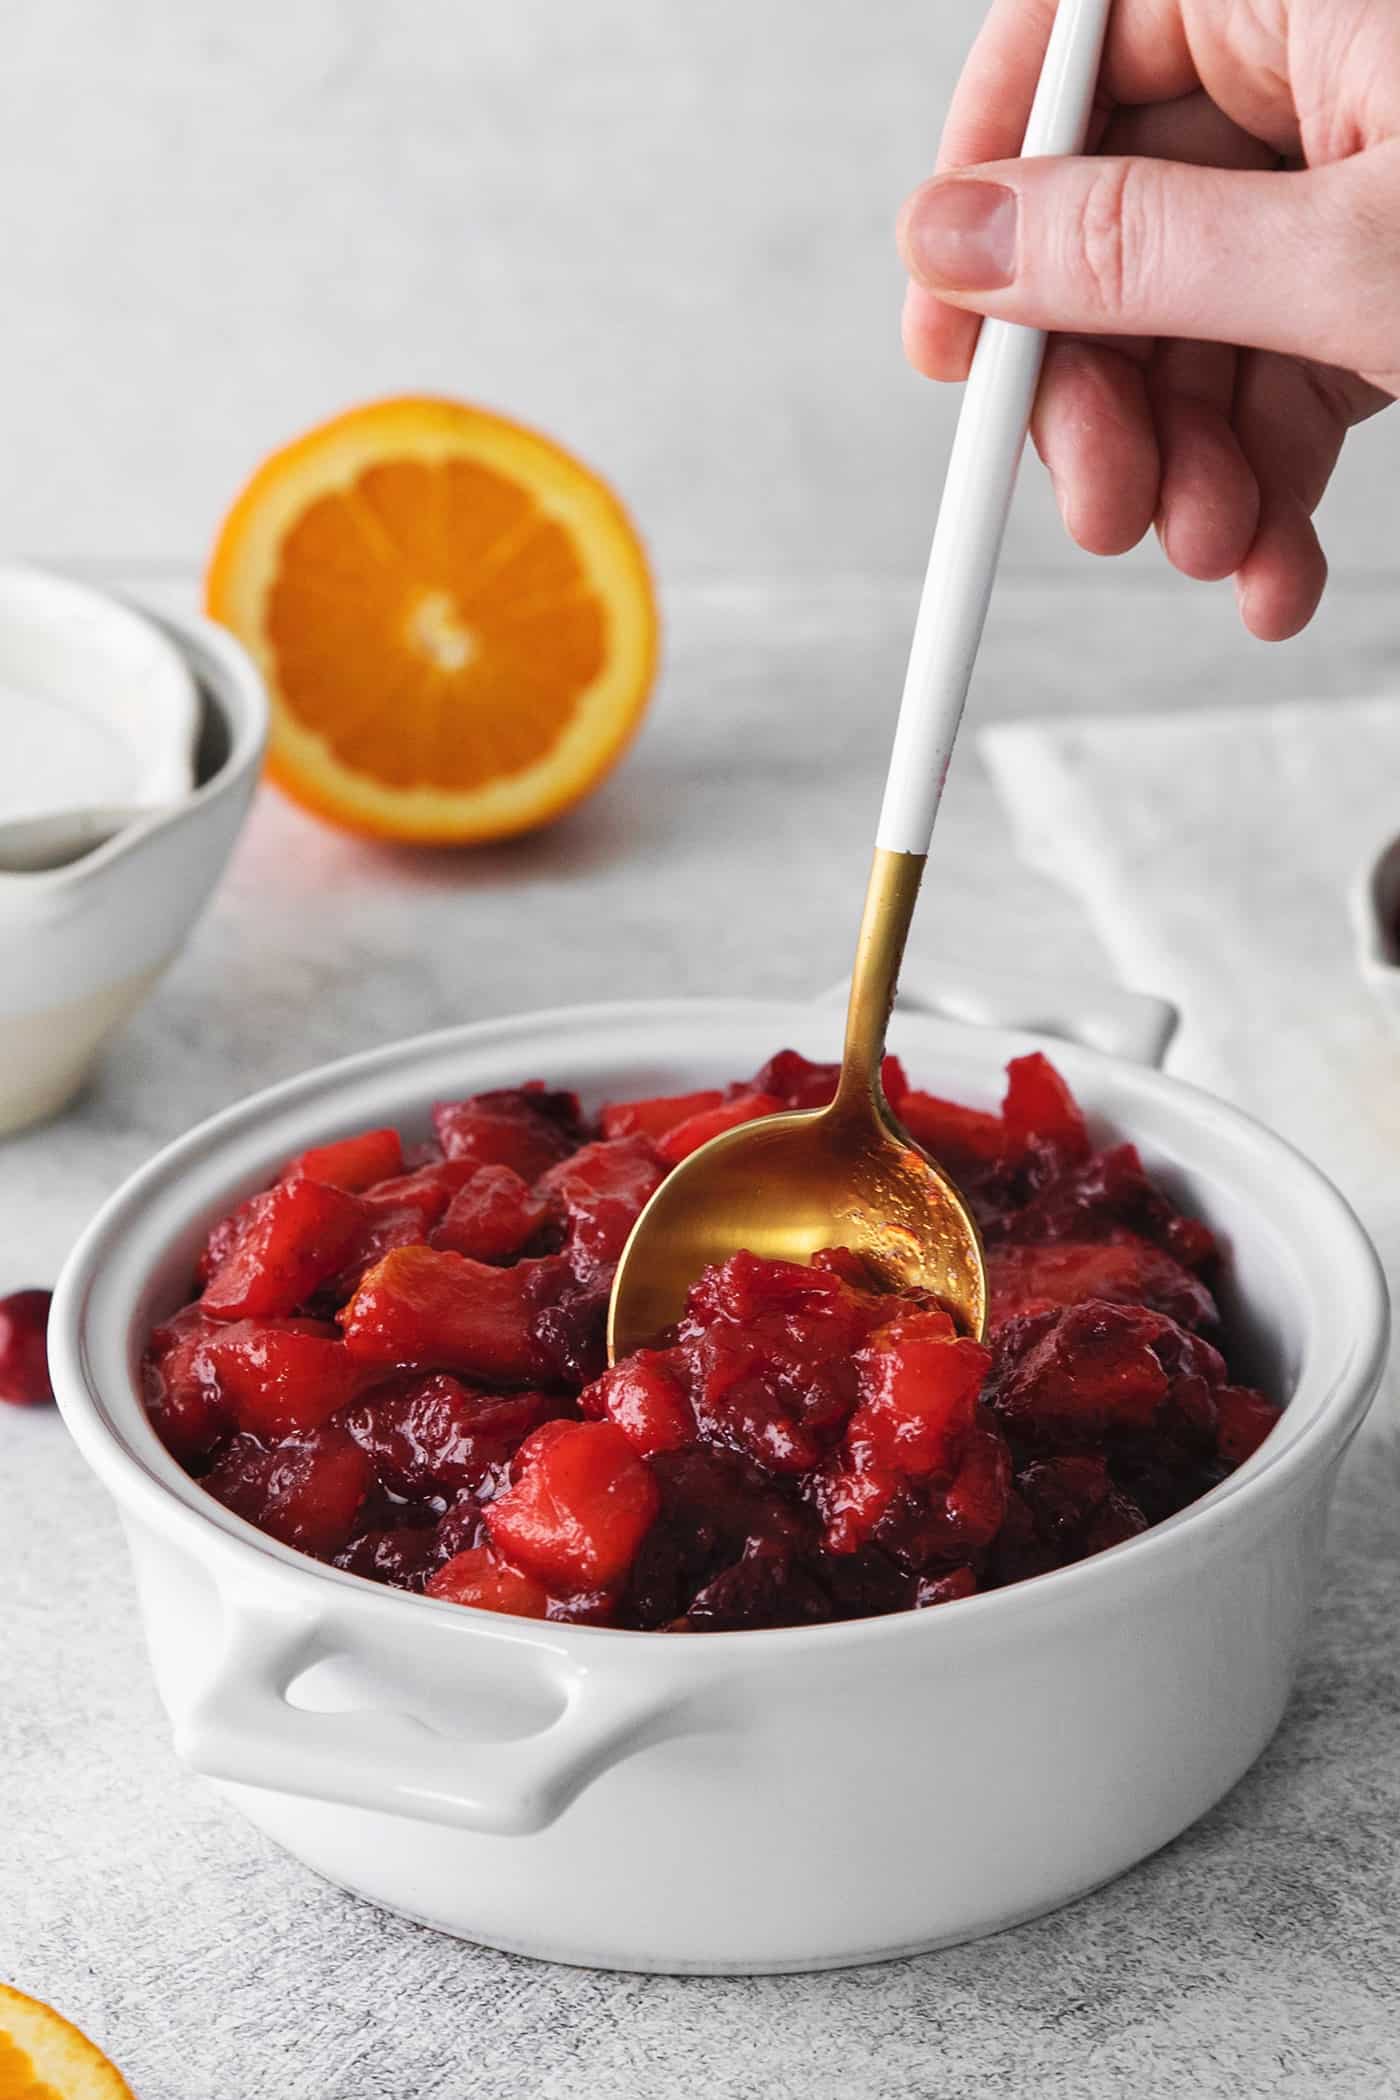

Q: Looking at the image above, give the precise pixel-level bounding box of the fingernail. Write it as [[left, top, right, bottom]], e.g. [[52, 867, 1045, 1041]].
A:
[[905, 180, 1018, 290]]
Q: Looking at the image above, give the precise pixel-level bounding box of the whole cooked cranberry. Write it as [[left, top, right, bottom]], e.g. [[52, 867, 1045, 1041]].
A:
[[0, 1289, 55, 1406], [530, 1281, 610, 1388], [816, 1542, 911, 1620], [343, 1377, 567, 1502], [685, 1541, 831, 1632], [997, 1143, 1218, 1271], [334, 1526, 439, 1592], [204, 1424, 371, 1556], [433, 1493, 488, 1561]]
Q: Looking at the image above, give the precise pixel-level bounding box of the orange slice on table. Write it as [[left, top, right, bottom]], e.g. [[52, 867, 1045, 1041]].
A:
[[0, 1983, 135, 2099], [206, 395, 659, 843]]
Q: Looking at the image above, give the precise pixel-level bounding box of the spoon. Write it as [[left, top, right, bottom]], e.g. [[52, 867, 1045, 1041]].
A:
[[608, 0, 1113, 1362]]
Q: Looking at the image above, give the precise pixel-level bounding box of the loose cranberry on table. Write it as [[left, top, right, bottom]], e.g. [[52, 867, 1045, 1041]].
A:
[[142, 1051, 1280, 1630], [0, 1290, 55, 1407]]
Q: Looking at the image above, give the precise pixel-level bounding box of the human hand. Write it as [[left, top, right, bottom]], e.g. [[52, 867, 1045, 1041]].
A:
[[898, 0, 1400, 639]]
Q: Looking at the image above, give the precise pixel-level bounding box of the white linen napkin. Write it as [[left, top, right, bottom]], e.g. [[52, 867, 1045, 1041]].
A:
[[981, 695, 1400, 1438]]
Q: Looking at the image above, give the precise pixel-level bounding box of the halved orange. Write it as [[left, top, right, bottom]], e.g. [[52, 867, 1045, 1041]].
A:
[[0, 1983, 135, 2099], [206, 395, 659, 842]]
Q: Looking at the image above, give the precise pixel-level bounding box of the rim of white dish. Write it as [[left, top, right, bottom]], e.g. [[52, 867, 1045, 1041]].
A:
[[51, 998, 1390, 1655], [0, 605, 268, 894]]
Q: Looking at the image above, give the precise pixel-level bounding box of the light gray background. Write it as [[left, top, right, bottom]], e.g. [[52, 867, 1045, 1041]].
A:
[[4, 0, 1398, 586]]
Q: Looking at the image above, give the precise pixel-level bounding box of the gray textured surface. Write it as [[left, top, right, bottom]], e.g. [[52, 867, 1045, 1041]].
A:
[[2, 574, 1399, 2096], [2, 0, 1398, 583]]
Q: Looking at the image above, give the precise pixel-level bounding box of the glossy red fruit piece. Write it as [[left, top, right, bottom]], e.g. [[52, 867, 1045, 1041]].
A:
[[847, 1311, 992, 1478], [675, 1251, 893, 1474], [816, 1456, 901, 1555], [988, 1302, 1164, 1440], [198, 1320, 377, 1439], [196, 1203, 249, 1288], [682, 1247, 882, 1339], [809, 1246, 879, 1288], [1002, 1052, 1091, 1163], [545, 1587, 622, 1626], [848, 1423, 1010, 1572], [359, 1160, 479, 1229], [1215, 1384, 1281, 1466], [913, 1565, 978, 1608], [898, 1090, 1005, 1167], [340, 1245, 567, 1383], [686, 1328, 825, 1473], [432, 1085, 581, 1182], [142, 1305, 230, 1460], [286, 1127, 404, 1192], [433, 1165, 554, 1264], [0, 1288, 55, 1406], [748, 1049, 910, 1113], [656, 1092, 785, 1165], [748, 1048, 840, 1107], [881, 1055, 910, 1105], [426, 1544, 552, 1618], [940, 1426, 1012, 1549], [487, 1419, 660, 1593], [204, 1424, 372, 1555], [328, 1204, 439, 1303], [581, 1349, 695, 1456], [343, 1376, 565, 1501], [599, 1089, 725, 1143], [202, 1177, 368, 1320], [500, 1415, 587, 1473], [987, 1236, 1219, 1335], [539, 1135, 665, 1277]]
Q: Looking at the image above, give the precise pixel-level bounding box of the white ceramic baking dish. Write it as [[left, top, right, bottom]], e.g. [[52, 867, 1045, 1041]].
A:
[[49, 981, 1388, 1973]]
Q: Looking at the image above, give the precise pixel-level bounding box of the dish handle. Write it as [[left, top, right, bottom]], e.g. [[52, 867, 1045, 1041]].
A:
[[816, 959, 1177, 1069], [174, 1590, 691, 1835]]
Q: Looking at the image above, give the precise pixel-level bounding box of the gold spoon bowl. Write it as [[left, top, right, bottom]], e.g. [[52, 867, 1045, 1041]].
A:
[[608, 849, 988, 1360]]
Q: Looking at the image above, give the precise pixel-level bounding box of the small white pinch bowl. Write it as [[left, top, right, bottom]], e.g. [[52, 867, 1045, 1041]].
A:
[[1352, 832, 1400, 1032], [0, 604, 267, 1133], [0, 563, 199, 829], [50, 982, 1387, 1973]]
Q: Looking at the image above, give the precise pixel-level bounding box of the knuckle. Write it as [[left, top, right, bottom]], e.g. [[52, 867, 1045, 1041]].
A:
[[1073, 160, 1158, 318]]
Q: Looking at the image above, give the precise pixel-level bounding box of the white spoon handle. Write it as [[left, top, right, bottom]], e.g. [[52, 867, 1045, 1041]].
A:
[[875, 0, 1113, 856]]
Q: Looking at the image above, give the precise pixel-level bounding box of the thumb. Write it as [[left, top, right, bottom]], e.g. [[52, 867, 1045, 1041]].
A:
[[898, 152, 1398, 376]]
